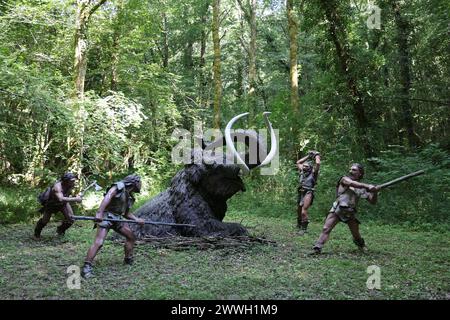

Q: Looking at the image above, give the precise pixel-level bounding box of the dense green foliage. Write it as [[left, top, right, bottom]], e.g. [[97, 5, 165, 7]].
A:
[[0, 0, 449, 227], [0, 1, 448, 302]]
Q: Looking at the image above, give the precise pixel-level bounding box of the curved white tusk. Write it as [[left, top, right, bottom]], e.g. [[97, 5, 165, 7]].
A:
[[224, 112, 250, 175], [257, 112, 277, 167]]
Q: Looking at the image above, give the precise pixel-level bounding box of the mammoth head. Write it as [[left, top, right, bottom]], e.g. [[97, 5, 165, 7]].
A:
[[192, 112, 277, 201]]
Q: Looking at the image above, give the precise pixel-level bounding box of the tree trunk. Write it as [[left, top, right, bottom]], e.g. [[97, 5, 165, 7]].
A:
[[212, 0, 221, 129], [248, 0, 257, 117], [236, 14, 246, 99], [110, 0, 124, 91], [26, 123, 51, 186], [237, 0, 258, 121], [74, 0, 107, 97], [182, 6, 194, 69], [73, 0, 106, 180], [319, 0, 372, 155], [287, 0, 299, 113], [199, 3, 209, 108], [74, 1, 89, 99], [200, 26, 206, 68], [393, 1, 420, 148], [162, 12, 169, 68], [184, 41, 194, 68], [110, 37, 119, 91], [236, 51, 244, 99]]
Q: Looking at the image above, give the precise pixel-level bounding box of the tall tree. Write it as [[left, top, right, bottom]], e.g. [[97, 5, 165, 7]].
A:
[[161, 11, 169, 68], [237, 0, 258, 119], [74, 0, 107, 99], [110, 0, 124, 91], [199, 2, 210, 109], [287, 0, 299, 113], [248, 0, 257, 114], [319, 0, 372, 155], [212, 0, 222, 128], [73, 0, 107, 180], [392, 0, 420, 148]]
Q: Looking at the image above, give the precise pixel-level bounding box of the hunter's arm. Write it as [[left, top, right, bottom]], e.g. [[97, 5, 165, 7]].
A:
[[296, 155, 310, 170], [341, 177, 376, 191], [341, 177, 379, 204], [124, 207, 134, 220], [124, 208, 144, 225], [96, 187, 117, 220], [54, 184, 81, 203], [313, 155, 321, 175], [367, 191, 378, 204], [124, 211, 138, 220]]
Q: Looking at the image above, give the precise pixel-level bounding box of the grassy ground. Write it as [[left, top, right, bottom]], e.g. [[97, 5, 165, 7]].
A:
[[0, 209, 449, 300]]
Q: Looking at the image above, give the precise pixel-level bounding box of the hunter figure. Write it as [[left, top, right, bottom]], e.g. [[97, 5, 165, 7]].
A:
[[34, 172, 82, 239], [312, 163, 380, 254], [81, 174, 144, 278], [296, 150, 321, 235]]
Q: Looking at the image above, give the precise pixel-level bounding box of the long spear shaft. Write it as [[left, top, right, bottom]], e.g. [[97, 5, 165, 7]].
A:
[[72, 216, 196, 228], [378, 170, 425, 190]]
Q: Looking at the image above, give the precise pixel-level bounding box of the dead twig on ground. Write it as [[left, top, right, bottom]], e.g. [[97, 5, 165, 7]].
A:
[[113, 235, 276, 251]]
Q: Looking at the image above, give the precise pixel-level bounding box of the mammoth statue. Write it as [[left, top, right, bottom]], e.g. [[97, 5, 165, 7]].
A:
[[130, 112, 277, 238]]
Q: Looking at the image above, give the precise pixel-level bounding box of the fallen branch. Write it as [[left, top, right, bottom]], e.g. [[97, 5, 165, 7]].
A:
[[114, 235, 276, 251]]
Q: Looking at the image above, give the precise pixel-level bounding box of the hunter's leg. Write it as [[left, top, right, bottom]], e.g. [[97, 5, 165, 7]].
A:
[[301, 193, 312, 223], [297, 205, 302, 228], [116, 224, 136, 265], [347, 219, 366, 250], [298, 193, 312, 235], [85, 227, 109, 264], [34, 209, 52, 238], [313, 213, 340, 252], [56, 203, 74, 235], [82, 227, 109, 278]]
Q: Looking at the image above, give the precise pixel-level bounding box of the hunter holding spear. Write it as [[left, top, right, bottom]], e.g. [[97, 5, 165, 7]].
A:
[[81, 174, 145, 278], [312, 163, 424, 254], [312, 163, 379, 254]]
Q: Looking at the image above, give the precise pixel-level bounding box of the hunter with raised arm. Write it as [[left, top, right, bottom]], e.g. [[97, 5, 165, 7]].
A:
[[296, 150, 321, 235]]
